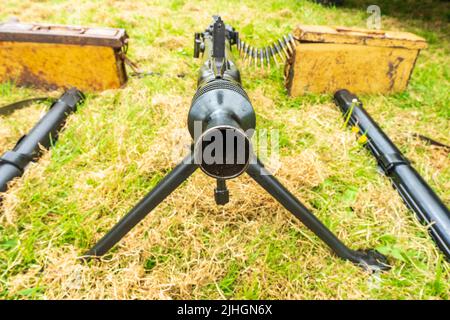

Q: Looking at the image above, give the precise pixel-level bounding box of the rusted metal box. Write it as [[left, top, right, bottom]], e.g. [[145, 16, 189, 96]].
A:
[[285, 25, 427, 96], [0, 21, 128, 91]]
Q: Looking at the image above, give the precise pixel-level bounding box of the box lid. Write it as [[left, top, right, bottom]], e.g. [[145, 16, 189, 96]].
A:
[[293, 25, 427, 50], [0, 20, 128, 48]]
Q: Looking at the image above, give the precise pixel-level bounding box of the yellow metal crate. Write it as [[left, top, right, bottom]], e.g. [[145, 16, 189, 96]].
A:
[[285, 25, 427, 96], [0, 21, 128, 91]]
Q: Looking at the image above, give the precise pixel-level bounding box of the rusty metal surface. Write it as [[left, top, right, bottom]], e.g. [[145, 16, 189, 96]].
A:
[[0, 41, 127, 91], [286, 25, 426, 96], [293, 25, 427, 50], [0, 21, 128, 48]]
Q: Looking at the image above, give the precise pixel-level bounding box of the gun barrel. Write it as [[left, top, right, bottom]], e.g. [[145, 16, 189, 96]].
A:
[[0, 88, 84, 192], [334, 89, 450, 260]]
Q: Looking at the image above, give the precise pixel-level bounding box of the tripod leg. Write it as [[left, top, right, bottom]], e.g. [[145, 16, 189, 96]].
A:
[[246, 159, 390, 271], [85, 153, 198, 257]]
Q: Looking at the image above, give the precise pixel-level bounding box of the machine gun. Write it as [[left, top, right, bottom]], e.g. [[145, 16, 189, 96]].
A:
[[85, 16, 389, 271]]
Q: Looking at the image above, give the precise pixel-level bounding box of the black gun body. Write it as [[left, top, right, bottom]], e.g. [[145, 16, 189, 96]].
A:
[[196, 37, 241, 86], [188, 21, 255, 179], [189, 29, 253, 136], [0, 88, 84, 192], [334, 89, 450, 260]]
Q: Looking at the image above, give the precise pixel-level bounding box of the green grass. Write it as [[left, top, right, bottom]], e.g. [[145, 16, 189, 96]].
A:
[[0, 0, 449, 299]]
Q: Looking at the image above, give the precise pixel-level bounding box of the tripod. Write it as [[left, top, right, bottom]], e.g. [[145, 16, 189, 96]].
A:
[[86, 150, 388, 270], [85, 16, 389, 271]]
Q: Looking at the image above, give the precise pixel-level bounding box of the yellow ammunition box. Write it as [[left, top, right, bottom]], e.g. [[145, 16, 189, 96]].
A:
[[0, 21, 129, 91], [285, 25, 427, 96]]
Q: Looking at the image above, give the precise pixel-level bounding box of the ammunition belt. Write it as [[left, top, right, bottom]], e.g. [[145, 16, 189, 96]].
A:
[[236, 33, 300, 68]]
